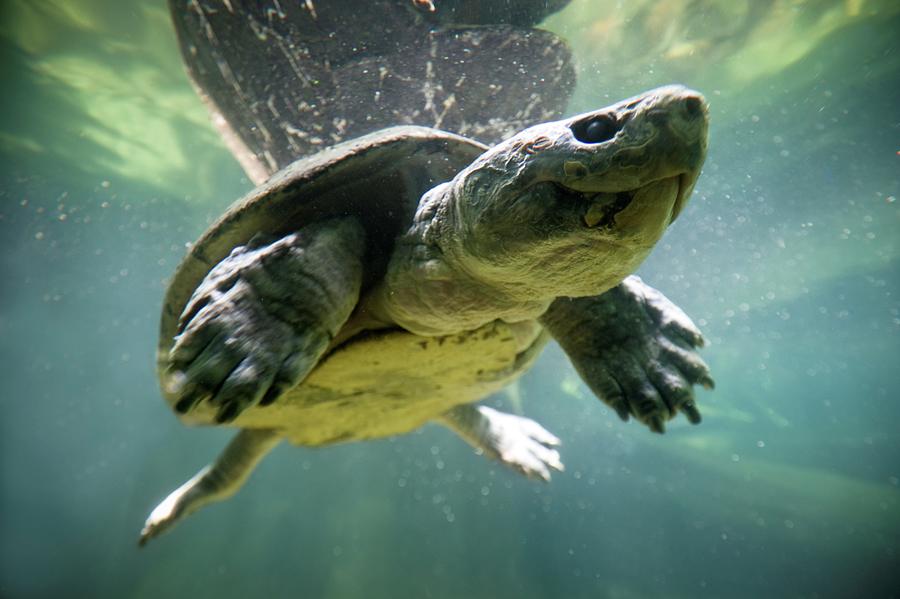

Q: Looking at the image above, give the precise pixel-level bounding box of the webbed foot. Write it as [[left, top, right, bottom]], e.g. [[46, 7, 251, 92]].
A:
[[542, 275, 714, 434], [439, 405, 564, 481]]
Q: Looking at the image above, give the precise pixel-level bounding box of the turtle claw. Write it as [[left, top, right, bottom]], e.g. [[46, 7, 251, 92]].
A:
[[647, 415, 666, 435], [681, 399, 702, 424]]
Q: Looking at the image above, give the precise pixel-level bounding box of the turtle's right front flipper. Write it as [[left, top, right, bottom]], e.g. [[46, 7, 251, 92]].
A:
[[164, 218, 365, 423]]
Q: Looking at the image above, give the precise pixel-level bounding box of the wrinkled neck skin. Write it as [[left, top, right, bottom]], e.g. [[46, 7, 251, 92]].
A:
[[375, 181, 557, 336], [374, 85, 709, 336]]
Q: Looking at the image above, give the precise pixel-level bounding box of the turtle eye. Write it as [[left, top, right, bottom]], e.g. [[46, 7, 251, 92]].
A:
[[572, 115, 619, 144]]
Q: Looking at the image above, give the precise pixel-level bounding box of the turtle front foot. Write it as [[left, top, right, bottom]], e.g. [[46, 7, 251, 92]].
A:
[[542, 275, 714, 434], [164, 219, 364, 423], [439, 405, 564, 482]]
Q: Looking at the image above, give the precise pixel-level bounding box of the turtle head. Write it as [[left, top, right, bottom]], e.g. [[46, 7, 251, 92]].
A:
[[440, 85, 709, 299]]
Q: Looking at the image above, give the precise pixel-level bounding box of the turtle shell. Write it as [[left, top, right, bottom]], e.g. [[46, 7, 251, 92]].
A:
[[158, 126, 487, 385], [168, 0, 574, 184]]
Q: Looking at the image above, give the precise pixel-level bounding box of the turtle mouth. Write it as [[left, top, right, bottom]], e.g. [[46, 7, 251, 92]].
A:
[[567, 174, 688, 230], [579, 190, 636, 229], [670, 172, 692, 224]]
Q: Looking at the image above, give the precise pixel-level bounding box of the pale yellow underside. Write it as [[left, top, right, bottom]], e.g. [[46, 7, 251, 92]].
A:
[[180, 320, 546, 446]]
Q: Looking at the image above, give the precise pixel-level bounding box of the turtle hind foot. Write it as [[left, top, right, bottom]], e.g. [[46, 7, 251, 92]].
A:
[[439, 404, 564, 482], [139, 467, 210, 547], [139, 429, 281, 546]]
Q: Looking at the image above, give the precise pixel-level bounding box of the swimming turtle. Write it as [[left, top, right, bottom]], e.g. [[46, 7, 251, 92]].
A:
[[168, 0, 576, 184], [139, 85, 713, 544]]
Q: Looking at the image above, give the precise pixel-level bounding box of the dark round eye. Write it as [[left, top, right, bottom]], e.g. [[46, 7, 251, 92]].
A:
[[573, 115, 618, 144]]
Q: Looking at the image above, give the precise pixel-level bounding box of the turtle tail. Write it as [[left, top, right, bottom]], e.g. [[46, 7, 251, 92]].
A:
[[138, 428, 281, 546]]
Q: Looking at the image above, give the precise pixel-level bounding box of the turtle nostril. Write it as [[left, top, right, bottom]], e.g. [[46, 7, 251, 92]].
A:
[[683, 96, 704, 119]]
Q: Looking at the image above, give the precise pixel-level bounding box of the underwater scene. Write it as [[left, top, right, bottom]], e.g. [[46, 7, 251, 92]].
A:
[[1, 1, 898, 597]]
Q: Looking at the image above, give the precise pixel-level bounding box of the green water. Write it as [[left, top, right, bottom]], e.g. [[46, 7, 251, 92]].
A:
[[1, 1, 898, 597]]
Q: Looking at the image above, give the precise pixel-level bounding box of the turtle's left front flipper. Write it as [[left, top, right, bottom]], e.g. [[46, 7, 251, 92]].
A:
[[540, 276, 714, 434]]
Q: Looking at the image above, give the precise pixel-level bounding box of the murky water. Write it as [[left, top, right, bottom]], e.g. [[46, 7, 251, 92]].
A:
[[1, 1, 898, 597]]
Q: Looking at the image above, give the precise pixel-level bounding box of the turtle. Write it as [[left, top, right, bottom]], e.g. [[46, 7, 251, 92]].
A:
[[168, 0, 576, 184], [139, 85, 713, 545]]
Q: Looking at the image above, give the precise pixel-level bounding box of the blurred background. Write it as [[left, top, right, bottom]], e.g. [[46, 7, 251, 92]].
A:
[[1, 1, 898, 597]]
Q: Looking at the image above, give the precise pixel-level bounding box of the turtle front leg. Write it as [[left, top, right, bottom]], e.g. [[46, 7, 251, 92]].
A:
[[139, 428, 280, 546], [540, 275, 714, 434], [164, 218, 365, 422], [437, 404, 564, 481]]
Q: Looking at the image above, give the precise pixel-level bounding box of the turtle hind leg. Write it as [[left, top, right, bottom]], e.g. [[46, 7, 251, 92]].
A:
[[139, 428, 280, 546], [437, 404, 564, 482]]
